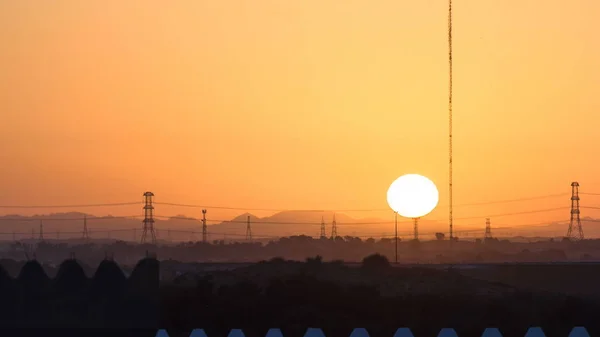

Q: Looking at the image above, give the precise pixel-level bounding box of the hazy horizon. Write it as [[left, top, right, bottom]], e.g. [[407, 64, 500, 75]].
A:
[[2, 1, 600, 234]]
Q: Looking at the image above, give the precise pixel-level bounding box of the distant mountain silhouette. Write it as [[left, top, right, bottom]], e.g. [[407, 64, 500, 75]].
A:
[[0, 211, 592, 241]]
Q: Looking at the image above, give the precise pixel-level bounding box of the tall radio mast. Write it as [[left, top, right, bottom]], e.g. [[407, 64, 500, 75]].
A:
[[448, 0, 454, 243]]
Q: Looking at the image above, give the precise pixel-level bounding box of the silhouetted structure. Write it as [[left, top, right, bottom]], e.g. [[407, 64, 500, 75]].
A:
[[485, 218, 492, 240], [246, 215, 252, 242], [320, 216, 326, 239], [141, 192, 156, 244], [82, 215, 90, 240], [448, 0, 454, 243], [331, 214, 338, 239], [413, 217, 419, 241], [0, 256, 158, 336], [567, 182, 584, 240], [38, 220, 44, 242], [202, 209, 208, 243]]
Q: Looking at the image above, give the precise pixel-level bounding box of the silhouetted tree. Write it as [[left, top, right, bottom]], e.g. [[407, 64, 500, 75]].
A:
[[361, 253, 390, 271]]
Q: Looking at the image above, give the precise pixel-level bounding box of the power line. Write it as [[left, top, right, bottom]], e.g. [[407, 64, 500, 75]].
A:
[[153, 193, 570, 213], [0, 205, 583, 226], [452, 207, 568, 220], [0, 215, 141, 222], [0, 202, 140, 209]]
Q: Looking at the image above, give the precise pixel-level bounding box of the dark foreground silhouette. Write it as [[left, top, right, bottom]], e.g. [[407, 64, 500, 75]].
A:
[[2, 253, 599, 337], [0, 256, 158, 337], [160, 255, 600, 337]]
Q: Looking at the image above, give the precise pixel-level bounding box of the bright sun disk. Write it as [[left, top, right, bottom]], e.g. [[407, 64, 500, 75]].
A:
[[387, 174, 439, 218]]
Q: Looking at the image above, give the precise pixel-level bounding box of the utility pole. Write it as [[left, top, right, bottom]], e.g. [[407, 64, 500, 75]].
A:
[[39, 220, 44, 242], [202, 209, 207, 243], [395, 212, 398, 264], [82, 215, 90, 240], [245, 215, 252, 242]]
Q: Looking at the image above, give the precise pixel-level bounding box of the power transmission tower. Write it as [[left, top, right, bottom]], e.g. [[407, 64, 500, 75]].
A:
[[202, 209, 208, 243], [566, 182, 584, 240], [413, 218, 419, 241], [331, 214, 338, 239], [141, 191, 156, 244], [82, 215, 90, 240], [484, 218, 492, 240], [448, 0, 454, 243], [320, 216, 326, 238], [39, 220, 44, 242], [245, 215, 252, 242]]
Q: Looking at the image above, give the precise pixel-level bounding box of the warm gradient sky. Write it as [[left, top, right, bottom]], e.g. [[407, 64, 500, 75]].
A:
[[1, 1, 599, 232]]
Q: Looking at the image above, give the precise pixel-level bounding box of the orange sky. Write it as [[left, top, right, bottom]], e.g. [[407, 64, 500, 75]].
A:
[[1, 1, 600, 232]]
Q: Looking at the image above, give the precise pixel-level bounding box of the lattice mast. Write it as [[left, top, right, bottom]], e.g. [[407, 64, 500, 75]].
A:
[[566, 182, 584, 240], [39, 220, 44, 242], [331, 213, 338, 239], [141, 192, 156, 244], [320, 216, 326, 238], [484, 218, 492, 240], [448, 0, 454, 242], [413, 218, 419, 241], [202, 209, 208, 243], [82, 215, 90, 240], [245, 215, 253, 242]]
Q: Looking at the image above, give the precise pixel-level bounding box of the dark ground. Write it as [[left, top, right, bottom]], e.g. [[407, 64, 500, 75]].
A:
[[159, 257, 600, 337]]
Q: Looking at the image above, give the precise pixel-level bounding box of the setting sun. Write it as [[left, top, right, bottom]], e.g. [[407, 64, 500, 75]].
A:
[[387, 174, 439, 219]]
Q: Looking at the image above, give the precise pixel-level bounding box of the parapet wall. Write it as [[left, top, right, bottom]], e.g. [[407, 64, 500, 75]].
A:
[[0, 257, 158, 329], [156, 327, 590, 337]]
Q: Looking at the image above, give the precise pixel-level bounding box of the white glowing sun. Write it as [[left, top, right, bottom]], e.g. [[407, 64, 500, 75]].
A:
[[387, 174, 439, 218]]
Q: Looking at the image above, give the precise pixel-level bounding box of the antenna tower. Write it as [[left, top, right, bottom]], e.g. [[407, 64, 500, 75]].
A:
[[484, 218, 492, 240], [245, 215, 252, 242], [566, 182, 584, 240], [202, 209, 208, 243], [331, 214, 338, 239], [141, 191, 156, 244], [320, 216, 326, 238], [82, 215, 90, 240], [39, 220, 44, 242], [413, 218, 419, 241], [448, 0, 454, 243]]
